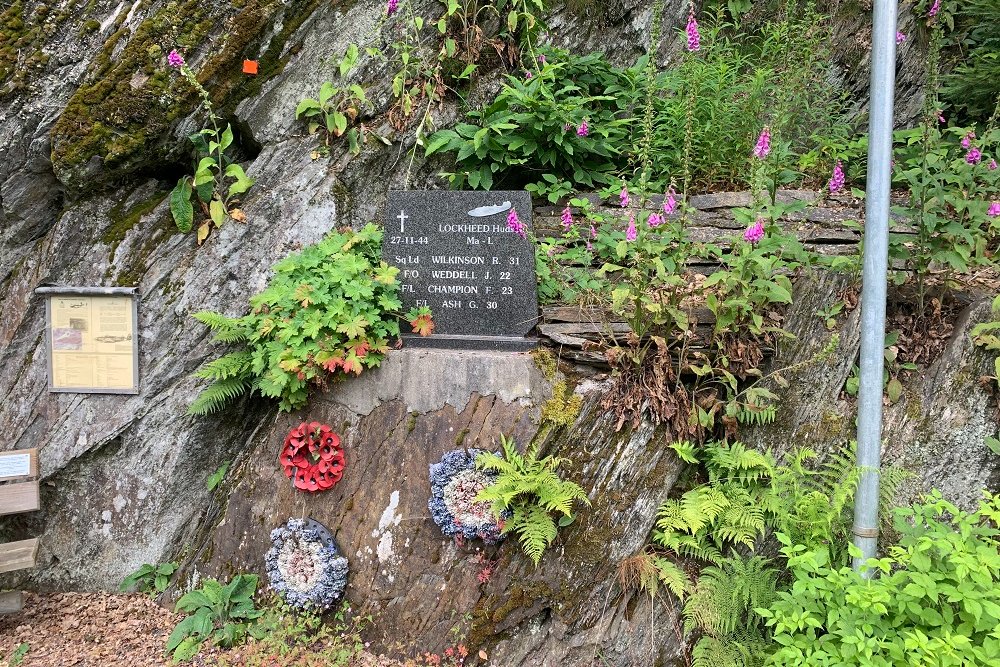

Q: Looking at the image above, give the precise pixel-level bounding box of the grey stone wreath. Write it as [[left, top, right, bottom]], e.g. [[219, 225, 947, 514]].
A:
[[265, 518, 348, 612], [428, 449, 505, 544]]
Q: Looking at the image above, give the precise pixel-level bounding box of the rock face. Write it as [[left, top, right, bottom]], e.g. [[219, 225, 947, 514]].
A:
[[0, 1, 997, 665]]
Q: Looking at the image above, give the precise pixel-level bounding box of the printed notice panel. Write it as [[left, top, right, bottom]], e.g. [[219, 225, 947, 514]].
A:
[[384, 190, 539, 341], [46, 294, 138, 393]]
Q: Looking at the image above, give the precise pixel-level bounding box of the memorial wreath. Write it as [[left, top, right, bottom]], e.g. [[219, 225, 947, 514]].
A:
[[265, 518, 349, 611], [428, 449, 506, 544], [279, 422, 345, 492]]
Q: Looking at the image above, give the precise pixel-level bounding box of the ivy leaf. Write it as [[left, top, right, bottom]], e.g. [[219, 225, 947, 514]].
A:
[[170, 178, 194, 232]]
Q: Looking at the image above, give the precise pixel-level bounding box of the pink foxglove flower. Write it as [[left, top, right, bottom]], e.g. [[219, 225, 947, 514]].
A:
[[753, 127, 771, 159], [928, 0, 940, 17], [647, 212, 663, 228], [989, 202, 1000, 217], [538, 54, 546, 64], [561, 205, 573, 230], [507, 208, 526, 239], [962, 132, 975, 149], [829, 160, 845, 193], [625, 213, 637, 241], [387, 0, 399, 16], [619, 183, 631, 208], [686, 13, 701, 52], [896, 31, 906, 44], [586, 239, 593, 251], [967, 147, 983, 164], [590, 224, 597, 239], [990, 159, 998, 171], [938, 112, 946, 124], [577, 119, 589, 137], [167, 50, 185, 68], [743, 218, 765, 244], [663, 189, 677, 215]]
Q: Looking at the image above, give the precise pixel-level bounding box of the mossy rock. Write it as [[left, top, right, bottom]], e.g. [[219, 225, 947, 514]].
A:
[[48, 0, 324, 194]]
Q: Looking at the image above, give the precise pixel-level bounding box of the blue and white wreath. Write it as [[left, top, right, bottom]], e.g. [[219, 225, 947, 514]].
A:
[[265, 518, 348, 612], [428, 449, 505, 544]]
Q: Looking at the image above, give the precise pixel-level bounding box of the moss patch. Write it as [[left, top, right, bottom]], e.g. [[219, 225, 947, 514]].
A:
[[541, 381, 582, 428], [530, 348, 558, 381]]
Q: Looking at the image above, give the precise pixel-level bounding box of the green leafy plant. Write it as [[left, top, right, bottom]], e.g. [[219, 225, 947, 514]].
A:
[[475, 434, 590, 565], [218, 601, 369, 667], [971, 294, 1000, 394], [206, 461, 231, 492], [761, 491, 1000, 666], [295, 46, 373, 157], [651, 440, 909, 665], [843, 330, 918, 403], [189, 224, 433, 414], [119, 561, 178, 596], [167, 574, 264, 662], [426, 47, 639, 192], [6, 643, 28, 667], [167, 55, 254, 243]]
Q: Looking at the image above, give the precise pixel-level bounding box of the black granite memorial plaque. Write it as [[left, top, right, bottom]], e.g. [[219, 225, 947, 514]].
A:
[[383, 190, 538, 350]]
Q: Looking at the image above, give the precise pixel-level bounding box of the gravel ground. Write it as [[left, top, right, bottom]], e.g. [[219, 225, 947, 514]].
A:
[[0, 593, 409, 667]]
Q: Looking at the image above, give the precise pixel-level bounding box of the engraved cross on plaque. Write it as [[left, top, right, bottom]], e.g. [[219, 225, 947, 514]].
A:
[[397, 210, 408, 233]]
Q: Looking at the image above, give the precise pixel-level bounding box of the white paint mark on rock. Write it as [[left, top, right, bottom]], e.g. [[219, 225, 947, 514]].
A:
[[378, 490, 402, 531]]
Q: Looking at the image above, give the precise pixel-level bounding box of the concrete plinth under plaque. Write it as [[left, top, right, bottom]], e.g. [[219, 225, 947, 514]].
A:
[[384, 190, 539, 350]]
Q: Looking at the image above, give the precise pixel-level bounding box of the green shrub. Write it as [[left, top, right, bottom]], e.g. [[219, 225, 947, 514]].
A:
[[761, 491, 1000, 666], [119, 561, 178, 596], [167, 574, 264, 661], [189, 224, 432, 414], [475, 435, 590, 566], [941, 0, 1000, 123]]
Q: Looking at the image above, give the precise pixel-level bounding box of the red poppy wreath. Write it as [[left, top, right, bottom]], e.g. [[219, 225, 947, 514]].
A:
[[280, 422, 345, 492]]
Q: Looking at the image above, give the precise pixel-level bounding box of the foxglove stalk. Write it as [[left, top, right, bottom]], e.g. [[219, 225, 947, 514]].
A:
[[387, 0, 399, 16], [686, 13, 700, 52], [167, 50, 185, 68], [929, 0, 940, 18], [619, 183, 631, 208], [829, 160, 845, 193], [507, 208, 527, 238], [753, 127, 771, 159], [577, 119, 589, 137], [561, 206, 574, 230], [744, 218, 765, 244], [663, 188, 677, 214], [625, 213, 637, 241]]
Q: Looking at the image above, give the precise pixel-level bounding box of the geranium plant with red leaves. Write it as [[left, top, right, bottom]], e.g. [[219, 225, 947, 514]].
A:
[[189, 224, 433, 414], [280, 422, 346, 492]]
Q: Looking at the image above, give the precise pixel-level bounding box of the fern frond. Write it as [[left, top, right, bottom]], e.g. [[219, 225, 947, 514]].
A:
[[514, 504, 558, 566], [193, 311, 248, 343], [654, 557, 690, 601], [189, 376, 252, 415], [193, 351, 254, 382]]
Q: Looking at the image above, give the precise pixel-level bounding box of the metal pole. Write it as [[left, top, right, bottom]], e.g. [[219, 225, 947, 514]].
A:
[[852, 0, 897, 576]]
